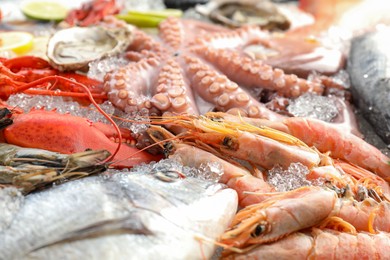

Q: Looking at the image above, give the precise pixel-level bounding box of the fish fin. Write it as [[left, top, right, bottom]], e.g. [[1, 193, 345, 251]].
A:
[[31, 215, 153, 251]]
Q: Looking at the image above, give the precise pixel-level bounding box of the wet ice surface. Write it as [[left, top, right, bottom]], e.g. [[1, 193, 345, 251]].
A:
[[8, 94, 115, 124], [328, 70, 351, 89], [88, 56, 129, 82], [113, 108, 151, 134], [122, 158, 224, 183], [0, 187, 24, 231], [267, 163, 319, 192], [287, 93, 339, 122]]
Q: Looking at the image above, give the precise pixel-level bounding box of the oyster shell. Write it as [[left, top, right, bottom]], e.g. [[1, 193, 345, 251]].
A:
[[47, 25, 133, 71], [196, 0, 290, 30]]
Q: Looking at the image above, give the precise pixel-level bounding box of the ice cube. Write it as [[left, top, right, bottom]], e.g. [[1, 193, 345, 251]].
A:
[[7, 94, 115, 124], [267, 163, 312, 192], [88, 56, 129, 82], [197, 161, 224, 183], [287, 93, 339, 122]]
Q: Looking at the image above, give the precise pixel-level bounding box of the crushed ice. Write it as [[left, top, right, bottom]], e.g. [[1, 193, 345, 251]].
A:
[[105, 158, 224, 183], [287, 93, 339, 122], [88, 56, 129, 82], [328, 70, 351, 89], [267, 163, 312, 192], [7, 93, 115, 124], [0, 187, 24, 231], [114, 108, 150, 134]]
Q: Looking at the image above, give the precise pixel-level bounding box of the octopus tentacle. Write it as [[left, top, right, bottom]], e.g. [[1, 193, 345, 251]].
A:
[[104, 57, 161, 114], [193, 25, 270, 50], [128, 29, 164, 53], [183, 55, 284, 120], [125, 50, 162, 62], [193, 46, 324, 97], [159, 17, 185, 51], [152, 58, 199, 115]]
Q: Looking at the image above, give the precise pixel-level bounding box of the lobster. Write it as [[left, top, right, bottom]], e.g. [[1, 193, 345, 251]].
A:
[[0, 56, 161, 169], [64, 0, 120, 27], [0, 107, 161, 169], [0, 56, 107, 104]]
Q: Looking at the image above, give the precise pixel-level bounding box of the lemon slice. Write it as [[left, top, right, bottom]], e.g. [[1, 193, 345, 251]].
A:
[[21, 1, 69, 22], [0, 32, 34, 55]]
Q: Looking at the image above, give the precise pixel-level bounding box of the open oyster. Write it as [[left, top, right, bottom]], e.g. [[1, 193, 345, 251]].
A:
[[196, 0, 290, 30], [47, 25, 133, 71]]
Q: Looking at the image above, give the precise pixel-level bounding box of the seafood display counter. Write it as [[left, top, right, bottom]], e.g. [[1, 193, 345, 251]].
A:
[[0, 0, 389, 259]]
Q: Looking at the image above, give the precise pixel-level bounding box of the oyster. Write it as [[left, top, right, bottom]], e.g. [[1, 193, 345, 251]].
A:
[[47, 25, 133, 71], [196, 0, 290, 30]]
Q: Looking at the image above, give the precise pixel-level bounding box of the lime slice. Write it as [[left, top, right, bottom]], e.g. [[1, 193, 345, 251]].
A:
[[21, 1, 69, 21], [116, 9, 183, 28], [0, 32, 34, 55]]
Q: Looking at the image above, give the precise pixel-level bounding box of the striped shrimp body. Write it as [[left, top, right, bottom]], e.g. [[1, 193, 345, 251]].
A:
[[222, 228, 390, 260]]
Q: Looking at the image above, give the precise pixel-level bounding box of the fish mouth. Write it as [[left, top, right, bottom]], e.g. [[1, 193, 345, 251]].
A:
[[31, 214, 153, 252]]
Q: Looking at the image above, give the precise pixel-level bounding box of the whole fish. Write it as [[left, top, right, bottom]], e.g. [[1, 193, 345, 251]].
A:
[[347, 27, 390, 144], [0, 160, 238, 260]]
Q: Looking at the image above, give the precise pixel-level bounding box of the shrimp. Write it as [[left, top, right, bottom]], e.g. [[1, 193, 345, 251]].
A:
[[219, 186, 337, 250], [150, 114, 322, 171], [207, 112, 390, 180], [218, 186, 390, 252], [332, 197, 390, 234], [222, 228, 390, 260], [147, 126, 275, 207], [335, 161, 390, 200], [0, 143, 109, 193], [307, 162, 390, 202]]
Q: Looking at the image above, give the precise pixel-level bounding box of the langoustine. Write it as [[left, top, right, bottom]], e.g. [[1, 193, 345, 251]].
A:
[[218, 185, 390, 256], [208, 112, 390, 180], [222, 228, 390, 259], [145, 112, 389, 208]]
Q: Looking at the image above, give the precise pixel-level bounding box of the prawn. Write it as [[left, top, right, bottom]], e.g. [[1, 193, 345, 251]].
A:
[[222, 228, 390, 259], [149, 114, 322, 171], [147, 126, 275, 207], [219, 186, 338, 250], [207, 112, 390, 180]]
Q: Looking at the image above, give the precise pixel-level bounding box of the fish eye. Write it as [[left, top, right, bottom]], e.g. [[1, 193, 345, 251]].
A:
[[251, 224, 266, 237], [153, 170, 184, 182]]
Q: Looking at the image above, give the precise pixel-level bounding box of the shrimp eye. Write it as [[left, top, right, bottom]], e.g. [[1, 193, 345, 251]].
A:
[[222, 136, 238, 150], [163, 142, 174, 155], [251, 224, 265, 237]]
